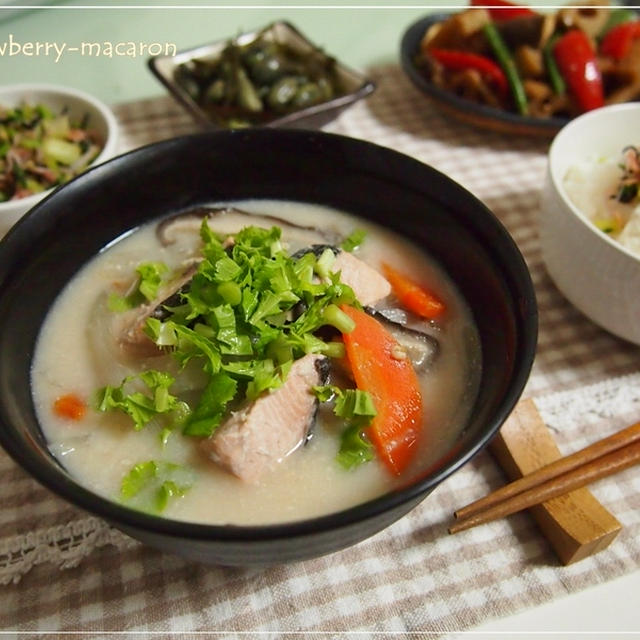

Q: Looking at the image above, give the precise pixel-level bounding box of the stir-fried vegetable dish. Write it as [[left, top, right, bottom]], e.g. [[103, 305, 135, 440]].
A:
[[0, 102, 103, 202], [415, 2, 640, 119], [174, 29, 346, 128]]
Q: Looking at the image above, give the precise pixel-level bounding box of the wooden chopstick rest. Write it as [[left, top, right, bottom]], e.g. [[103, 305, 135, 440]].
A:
[[451, 398, 622, 565], [450, 439, 640, 532], [452, 419, 640, 525]]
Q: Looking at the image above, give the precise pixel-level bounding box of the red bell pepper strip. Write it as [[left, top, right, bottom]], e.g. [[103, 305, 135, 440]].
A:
[[381, 262, 446, 321], [553, 30, 604, 113], [469, 0, 536, 21], [427, 48, 508, 98], [600, 21, 640, 60], [340, 305, 423, 475]]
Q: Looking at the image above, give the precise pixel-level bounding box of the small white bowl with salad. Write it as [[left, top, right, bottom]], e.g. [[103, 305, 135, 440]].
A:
[[0, 83, 118, 236], [541, 102, 640, 345]]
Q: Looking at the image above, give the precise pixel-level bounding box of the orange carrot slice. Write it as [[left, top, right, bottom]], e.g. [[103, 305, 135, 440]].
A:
[[53, 394, 87, 421], [381, 262, 445, 320], [341, 305, 423, 475]]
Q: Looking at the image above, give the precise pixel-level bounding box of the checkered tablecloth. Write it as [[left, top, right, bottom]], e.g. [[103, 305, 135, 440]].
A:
[[1, 65, 639, 636]]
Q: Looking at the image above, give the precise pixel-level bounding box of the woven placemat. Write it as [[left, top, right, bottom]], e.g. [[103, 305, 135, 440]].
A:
[[1, 65, 639, 635]]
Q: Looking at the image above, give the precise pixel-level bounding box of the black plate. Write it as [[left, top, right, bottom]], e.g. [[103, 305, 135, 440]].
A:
[[400, 13, 568, 137], [0, 129, 537, 565]]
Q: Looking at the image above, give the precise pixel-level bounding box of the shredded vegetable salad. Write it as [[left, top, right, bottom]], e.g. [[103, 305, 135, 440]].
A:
[[0, 102, 103, 202]]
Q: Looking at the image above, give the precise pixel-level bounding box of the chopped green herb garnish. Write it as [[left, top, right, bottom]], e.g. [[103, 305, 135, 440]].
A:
[[340, 229, 367, 252], [182, 372, 238, 437], [313, 385, 377, 469], [98, 220, 379, 495], [108, 261, 169, 311], [120, 460, 195, 513], [144, 222, 358, 397], [334, 388, 377, 422], [336, 424, 375, 470], [96, 370, 188, 432], [137, 262, 169, 302]]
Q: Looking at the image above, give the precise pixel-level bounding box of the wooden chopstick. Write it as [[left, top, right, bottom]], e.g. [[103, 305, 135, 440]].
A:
[[449, 421, 640, 534]]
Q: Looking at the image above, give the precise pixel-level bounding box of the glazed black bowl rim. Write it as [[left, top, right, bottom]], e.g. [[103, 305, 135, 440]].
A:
[[0, 128, 537, 543], [399, 13, 568, 135]]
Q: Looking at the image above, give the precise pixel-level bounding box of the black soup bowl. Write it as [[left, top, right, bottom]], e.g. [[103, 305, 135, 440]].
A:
[[0, 129, 537, 565]]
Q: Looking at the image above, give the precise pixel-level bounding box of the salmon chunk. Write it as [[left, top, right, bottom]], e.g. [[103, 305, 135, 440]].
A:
[[332, 250, 391, 306], [201, 353, 329, 484]]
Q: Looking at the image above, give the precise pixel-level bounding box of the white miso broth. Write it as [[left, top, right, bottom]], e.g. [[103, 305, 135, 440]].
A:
[[32, 200, 481, 526]]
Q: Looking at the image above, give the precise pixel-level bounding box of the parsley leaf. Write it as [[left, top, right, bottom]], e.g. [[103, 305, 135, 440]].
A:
[[96, 370, 187, 432], [182, 372, 238, 437], [336, 424, 375, 470], [104, 221, 372, 468], [120, 460, 195, 513], [313, 385, 377, 470], [137, 262, 169, 302], [108, 261, 168, 312], [341, 229, 367, 252]]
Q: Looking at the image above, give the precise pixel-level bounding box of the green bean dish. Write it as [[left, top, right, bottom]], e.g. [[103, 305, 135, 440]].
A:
[[174, 30, 346, 128]]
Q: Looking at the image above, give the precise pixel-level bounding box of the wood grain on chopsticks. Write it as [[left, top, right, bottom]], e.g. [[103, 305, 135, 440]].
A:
[[449, 420, 640, 535]]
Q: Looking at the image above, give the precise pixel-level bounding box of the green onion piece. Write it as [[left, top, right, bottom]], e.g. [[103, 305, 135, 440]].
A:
[[42, 137, 82, 165], [214, 255, 242, 281], [315, 247, 336, 279], [322, 304, 356, 334], [194, 322, 216, 339], [266, 335, 294, 365], [321, 341, 346, 359], [145, 317, 178, 347], [43, 114, 70, 138], [483, 22, 529, 116], [341, 229, 367, 252], [217, 281, 242, 306], [543, 35, 566, 96], [312, 384, 339, 403]]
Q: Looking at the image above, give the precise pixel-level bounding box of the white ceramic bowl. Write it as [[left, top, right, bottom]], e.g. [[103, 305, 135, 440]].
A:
[[540, 103, 640, 345], [0, 83, 119, 236]]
